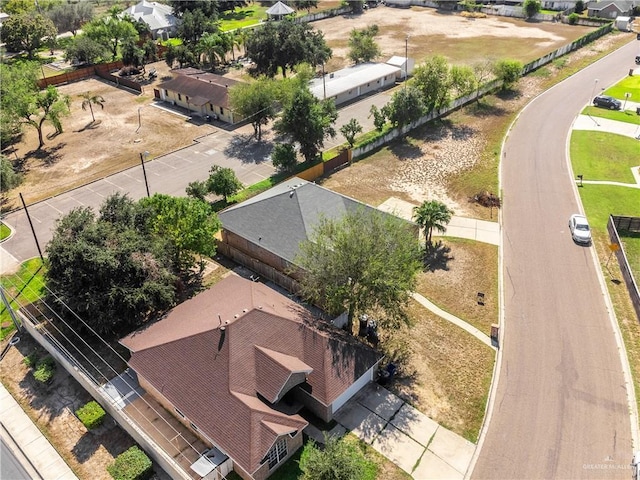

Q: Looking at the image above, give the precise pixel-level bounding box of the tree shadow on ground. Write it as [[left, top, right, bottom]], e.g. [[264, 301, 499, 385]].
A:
[[496, 88, 522, 102], [467, 100, 508, 118], [72, 418, 130, 463], [423, 241, 453, 272], [223, 133, 274, 164], [25, 143, 65, 166], [75, 120, 102, 133], [389, 137, 422, 160]]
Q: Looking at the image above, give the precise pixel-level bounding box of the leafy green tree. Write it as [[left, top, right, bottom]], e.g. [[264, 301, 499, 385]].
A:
[[384, 85, 425, 128], [292, 0, 319, 13], [493, 58, 523, 90], [246, 19, 331, 78], [84, 15, 138, 60], [523, 0, 542, 18], [228, 77, 278, 141], [2, 12, 57, 59], [197, 32, 227, 69], [139, 194, 221, 268], [411, 55, 451, 113], [121, 38, 145, 68], [413, 200, 454, 249], [450, 64, 478, 99], [186, 180, 209, 201], [2, 0, 36, 15], [340, 118, 363, 149], [207, 165, 243, 202], [275, 87, 337, 162], [45, 200, 178, 337], [299, 435, 377, 480], [142, 40, 159, 63], [178, 8, 219, 46], [65, 35, 108, 65], [296, 208, 422, 334], [347, 25, 381, 64], [47, 2, 93, 36], [2, 63, 71, 149], [165, 44, 196, 68], [0, 155, 24, 193], [574, 0, 585, 13], [567, 12, 579, 24], [81, 93, 105, 123], [369, 105, 387, 132], [170, 0, 220, 18], [271, 143, 298, 173]]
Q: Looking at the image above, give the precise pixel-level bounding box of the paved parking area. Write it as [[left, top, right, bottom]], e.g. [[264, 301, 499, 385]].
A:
[[334, 383, 475, 480]]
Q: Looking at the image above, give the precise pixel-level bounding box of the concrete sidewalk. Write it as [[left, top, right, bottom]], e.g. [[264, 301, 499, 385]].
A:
[[335, 383, 476, 479], [0, 382, 78, 480], [573, 114, 640, 139], [377, 197, 500, 246]]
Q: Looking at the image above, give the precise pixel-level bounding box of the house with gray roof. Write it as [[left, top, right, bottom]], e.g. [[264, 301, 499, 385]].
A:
[[217, 177, 415, 291], [120, 274, 381, 480], [121, 0, 178, 39], [587, 0, 637, 17]]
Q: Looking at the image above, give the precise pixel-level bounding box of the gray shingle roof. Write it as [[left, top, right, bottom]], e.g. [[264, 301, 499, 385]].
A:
[[218, 178, 381, 265]]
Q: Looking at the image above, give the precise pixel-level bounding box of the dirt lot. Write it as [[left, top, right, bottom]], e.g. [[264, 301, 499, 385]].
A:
[[3, 60, 205, 210], [317, 5, 593, 70]]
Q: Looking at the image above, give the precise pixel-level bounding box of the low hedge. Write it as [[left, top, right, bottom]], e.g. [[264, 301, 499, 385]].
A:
[[76, 400, 106, 430], [33, 356, 55, 384], [107, 446, 153, 480]]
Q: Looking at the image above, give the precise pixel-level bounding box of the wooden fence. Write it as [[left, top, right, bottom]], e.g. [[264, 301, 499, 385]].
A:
[[37, 61, 143, 93], [608, 215, 640, 322]]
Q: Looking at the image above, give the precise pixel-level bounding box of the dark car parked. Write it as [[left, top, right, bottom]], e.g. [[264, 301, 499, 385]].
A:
[[593, 95, 622, 110]]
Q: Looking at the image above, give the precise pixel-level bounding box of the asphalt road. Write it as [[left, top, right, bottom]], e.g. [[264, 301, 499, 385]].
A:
[[0, 90, 392, 270], [472, 40, 638, 479]]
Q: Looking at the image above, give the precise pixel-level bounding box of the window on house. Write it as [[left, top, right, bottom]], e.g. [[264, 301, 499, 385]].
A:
[[220, 107, 224, 115], [178, 93, 182, 101], [267, 438, 287, 469], [186, 96, 189, 102], [174, 408, 185, 418], [164, 89, 169, 96], [210, 104, 214, 111], [367, 83, 370, 87], [190, 422, 199, 431]]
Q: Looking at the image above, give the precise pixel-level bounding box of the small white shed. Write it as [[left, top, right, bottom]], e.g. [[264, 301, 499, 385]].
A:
[[615, 16, 632, 31]]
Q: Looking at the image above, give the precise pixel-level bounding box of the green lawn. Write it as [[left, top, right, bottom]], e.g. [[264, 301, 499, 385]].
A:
[[0, 258, 46, 340], [603, 75, 640, 103], [578, 184, 640, 232], [0, 222, 10, 241], [581, 106, 640, 125], [219, 6, 269, 31], [620, 232, 640, 279], [570, 131, 640, 183]]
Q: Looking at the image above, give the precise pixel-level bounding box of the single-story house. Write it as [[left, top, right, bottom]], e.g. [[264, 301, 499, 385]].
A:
[[309, 57, 413, 106], [587, 0, 636, 17], [121, 0, 178, 39], [156, 68, 242, 124], [120, 274, 381, 480], [217, 177, 416, 290]]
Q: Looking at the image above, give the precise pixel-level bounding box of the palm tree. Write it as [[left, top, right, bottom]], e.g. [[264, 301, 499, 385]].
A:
[[198, 33, 226, 70], [81, 92, 105, 123], [413, 200, 454, 249]]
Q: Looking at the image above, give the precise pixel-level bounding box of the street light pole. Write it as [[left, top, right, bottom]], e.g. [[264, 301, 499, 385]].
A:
[[590, 79, 599, 101], [404, 35, 409, 86], [140, 151, 150, 197]]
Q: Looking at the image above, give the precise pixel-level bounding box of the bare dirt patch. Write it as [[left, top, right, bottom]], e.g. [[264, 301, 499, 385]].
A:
[[317, 6, 593, 70], [3, 60, 209, 210]]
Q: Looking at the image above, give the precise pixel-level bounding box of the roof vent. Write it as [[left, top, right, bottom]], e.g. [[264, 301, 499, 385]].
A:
[[243, 309, 248, 313], [234, 314, 239, 318], [258, 306, 263, 309]]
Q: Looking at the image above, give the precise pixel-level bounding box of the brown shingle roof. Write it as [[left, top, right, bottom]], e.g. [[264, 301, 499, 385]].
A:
[[158, 69, 239, 109], [255, 346, 313, 403], [120, 275, 381, 476]]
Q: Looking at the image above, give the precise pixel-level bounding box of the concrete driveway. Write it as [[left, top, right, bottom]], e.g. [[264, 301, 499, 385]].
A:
[[335, 383, 475, 479]]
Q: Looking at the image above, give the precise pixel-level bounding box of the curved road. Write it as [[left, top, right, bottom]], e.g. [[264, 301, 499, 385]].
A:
[[473, 40, 638, 478]]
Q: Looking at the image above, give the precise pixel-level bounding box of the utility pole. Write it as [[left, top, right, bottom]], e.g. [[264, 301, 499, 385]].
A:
[[19, 193, 43, 261], [140, 151, 151, 197]]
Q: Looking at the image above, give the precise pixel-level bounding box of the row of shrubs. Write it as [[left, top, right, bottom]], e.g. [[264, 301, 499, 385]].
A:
[[22, 351, 56, 384]]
